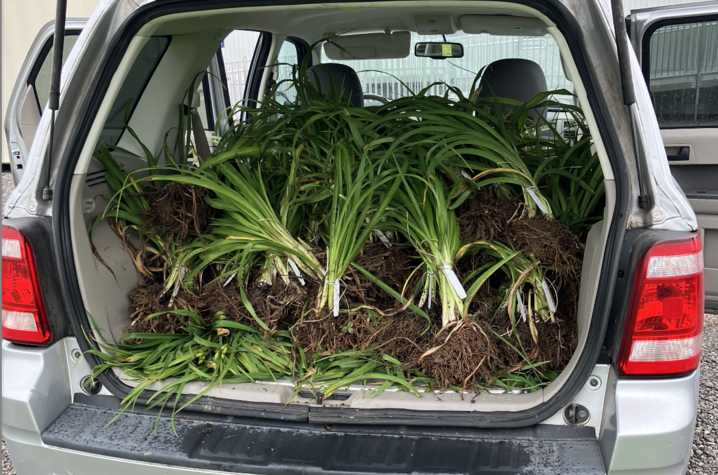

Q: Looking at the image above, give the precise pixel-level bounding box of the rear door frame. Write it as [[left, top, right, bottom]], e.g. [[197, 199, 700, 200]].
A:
[[3, 19, 86, 185], [630, 2, 718, 312]]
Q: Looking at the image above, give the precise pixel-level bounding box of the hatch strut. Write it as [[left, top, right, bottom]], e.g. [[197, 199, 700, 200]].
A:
[[43, 0, 68, 201], [611, 0, 649, 209]]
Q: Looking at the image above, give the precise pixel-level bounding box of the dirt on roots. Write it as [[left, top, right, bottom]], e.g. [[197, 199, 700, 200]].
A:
[[141, 182, 214, 242], [126, 192, 582, 390], [129, 280, 251, 334], [457, 191, 583, 274], [419, 320, 501, 389], [489, 275, 580, 373], [456, 192, 524, 243], [291, 243, 424, 360]]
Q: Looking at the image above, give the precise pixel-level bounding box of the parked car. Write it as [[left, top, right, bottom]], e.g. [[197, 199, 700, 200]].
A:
[[2, 0, 716, 473]]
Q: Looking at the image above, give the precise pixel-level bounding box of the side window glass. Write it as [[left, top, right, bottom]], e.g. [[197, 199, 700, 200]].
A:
[[220, 30, 261, 107], [30, 33, 80, 112], [275, 40, 300, 104], [98, 37, 170, 145], [646, 19, 718, 128]]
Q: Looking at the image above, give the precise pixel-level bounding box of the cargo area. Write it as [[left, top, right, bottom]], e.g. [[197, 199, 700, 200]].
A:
[[66, 2, 616, 416]]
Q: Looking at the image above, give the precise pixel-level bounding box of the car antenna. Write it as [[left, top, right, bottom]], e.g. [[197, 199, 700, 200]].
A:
[[43, 0, 68, 201], [611, 0, 649, 209]]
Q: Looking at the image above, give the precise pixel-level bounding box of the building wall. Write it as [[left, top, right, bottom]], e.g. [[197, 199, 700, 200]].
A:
[[1, 0, 99, 164], [625, 0, 701, 11]]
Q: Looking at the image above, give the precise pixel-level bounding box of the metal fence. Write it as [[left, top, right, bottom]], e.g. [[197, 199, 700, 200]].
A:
[[224, 59, 251, 106], [649, 20, 718, 89], [648, 20, 718, 126]]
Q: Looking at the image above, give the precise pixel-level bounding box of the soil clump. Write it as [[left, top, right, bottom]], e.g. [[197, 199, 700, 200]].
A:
[[129, 280, 252, 334], [490, 274, 579, 373], [457, 191, 583, 274], [141, 182, 214, 241], [419, 320, 500, 388], [127, 193, 581, 391]]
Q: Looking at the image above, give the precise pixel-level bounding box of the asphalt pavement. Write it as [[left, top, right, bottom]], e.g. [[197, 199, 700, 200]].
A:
[[0, 170, 715, 474]]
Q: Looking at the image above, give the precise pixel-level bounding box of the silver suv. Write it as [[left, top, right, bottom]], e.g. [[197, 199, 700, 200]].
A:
[[3, 1, 717, 473]]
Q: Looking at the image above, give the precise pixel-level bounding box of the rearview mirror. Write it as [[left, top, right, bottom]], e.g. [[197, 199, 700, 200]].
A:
[[414, 42, 464, 59]]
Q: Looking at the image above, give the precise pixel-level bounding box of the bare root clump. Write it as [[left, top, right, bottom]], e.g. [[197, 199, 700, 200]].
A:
[[419, 320, 500, 389], [129, 283, 199, 334], [456, 191, 524, 243], [503, 217, 583, 276], [141, 182, 214, 242]]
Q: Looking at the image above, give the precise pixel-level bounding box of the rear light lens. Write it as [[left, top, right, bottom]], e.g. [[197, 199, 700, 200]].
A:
[[618, 235, 704, 376], [2, 224, 51, 345]]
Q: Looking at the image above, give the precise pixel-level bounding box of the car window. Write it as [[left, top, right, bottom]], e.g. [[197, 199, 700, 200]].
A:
[[31, 33, 80, 112], [275, 39, 300, 104], [644, 18, 718, 128], [220, 30, 261, 106], [98, 36, 171, 145], [321, 32, 573, 104]]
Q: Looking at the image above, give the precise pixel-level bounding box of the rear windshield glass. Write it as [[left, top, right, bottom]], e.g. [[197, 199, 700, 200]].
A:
[[321, 32, 573, 104], [98, 36, 170, 145]]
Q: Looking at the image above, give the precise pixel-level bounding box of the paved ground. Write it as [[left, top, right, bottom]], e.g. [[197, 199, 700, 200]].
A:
[[687, 312, 718, 474], [2, 171, 14, 210], [0, 169, 715, 473], [3, 171, 16, 475]]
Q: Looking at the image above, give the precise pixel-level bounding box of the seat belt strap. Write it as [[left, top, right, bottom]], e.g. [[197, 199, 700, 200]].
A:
[[190, 108, 211, 161]]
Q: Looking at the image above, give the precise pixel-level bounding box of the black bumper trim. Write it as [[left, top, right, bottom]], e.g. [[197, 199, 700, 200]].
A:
[[43, 404, 605, 474]]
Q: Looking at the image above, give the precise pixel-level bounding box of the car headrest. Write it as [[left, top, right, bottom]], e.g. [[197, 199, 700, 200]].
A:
[[476, 58, 548, 121], [307, 63, 364, 108]]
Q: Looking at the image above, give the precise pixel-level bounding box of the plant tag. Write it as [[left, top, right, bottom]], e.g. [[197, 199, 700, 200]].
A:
[[461, 169, 472, 179], [526, 187, 549, 214], [427, 271, 434, 309], [273, 266, 277, 278], [541, 279, 557, 313], [287, 258, 305, 286], [374, 229, 391, 248], [224, 272, 238, 287], [441, 264, 467, 299], [333, 280, 341, 317], [516, 291, 526, 323]]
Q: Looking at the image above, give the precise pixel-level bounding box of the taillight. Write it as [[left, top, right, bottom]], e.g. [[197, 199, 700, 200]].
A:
[[2, 224, 51, 345], [618, 235, 704, 376]]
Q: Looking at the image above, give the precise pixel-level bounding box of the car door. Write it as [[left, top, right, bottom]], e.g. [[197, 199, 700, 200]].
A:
[[4, 19, 86, 185], [631, 3, 718, 312]]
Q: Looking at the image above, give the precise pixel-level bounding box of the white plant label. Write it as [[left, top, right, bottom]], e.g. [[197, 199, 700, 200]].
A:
[[224, 272, 238, 287], [374, 229, 391, 248], [461, 169, 472, 179], [287, 258, 305, 286], [516, 290, 527, 323], [541, 279, 557, 313], [333, 280, 341, 317], [427, 271, 434, 309], [441, 264, 467, 299], [526, 187, 549, 214]]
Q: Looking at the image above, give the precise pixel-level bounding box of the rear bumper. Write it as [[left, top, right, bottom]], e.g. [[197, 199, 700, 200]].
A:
[[2, 339, 696, 474], [600, 368, 699, 475], [38, 403, 605, 474]]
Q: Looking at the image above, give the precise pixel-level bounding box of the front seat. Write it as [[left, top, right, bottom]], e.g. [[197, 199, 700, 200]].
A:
[[307, 63, 364, 107], [476, 58, 548, 121]]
